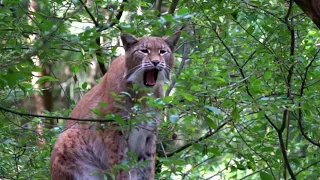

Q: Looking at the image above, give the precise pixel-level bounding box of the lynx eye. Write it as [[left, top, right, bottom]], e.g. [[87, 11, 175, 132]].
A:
[[139, 49, 149, 54], [159, 50, 167, 55]]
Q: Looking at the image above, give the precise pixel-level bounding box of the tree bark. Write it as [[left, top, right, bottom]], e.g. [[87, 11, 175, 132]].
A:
[[294, 0, 320, 29]]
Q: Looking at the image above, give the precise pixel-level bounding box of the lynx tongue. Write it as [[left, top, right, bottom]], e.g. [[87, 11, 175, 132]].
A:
[[144, 69, 158, 86]]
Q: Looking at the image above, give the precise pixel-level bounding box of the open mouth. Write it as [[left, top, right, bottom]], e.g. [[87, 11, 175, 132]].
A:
[[143, 69, 159, 87]]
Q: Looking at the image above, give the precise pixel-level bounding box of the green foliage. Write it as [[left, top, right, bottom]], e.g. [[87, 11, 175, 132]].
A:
[[0, 0, 320, 179]]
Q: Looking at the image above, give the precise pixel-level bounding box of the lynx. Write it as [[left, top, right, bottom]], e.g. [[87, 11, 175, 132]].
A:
[[50, 32, 181, 180]]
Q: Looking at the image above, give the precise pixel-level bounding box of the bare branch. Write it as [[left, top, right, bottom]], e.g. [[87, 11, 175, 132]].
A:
[[166, 41, 187, 96], [0, 105, 115, 122], [239, 168, 267, 180], [97, 0, 127, 32], [95, 0, 127, 75], [295, 160, 320, 177], [163, 120, 229, 157], [79, 0, 98, 27]]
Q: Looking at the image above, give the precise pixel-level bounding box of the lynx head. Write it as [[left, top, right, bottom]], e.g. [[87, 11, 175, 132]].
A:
[[121, 32, 181, 87]]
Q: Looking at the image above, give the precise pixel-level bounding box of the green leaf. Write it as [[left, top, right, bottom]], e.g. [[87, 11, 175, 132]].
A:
[[209, 147, 221, 156], [36, 76, 59, 84], [91, 108, 100, 115], [98, 102, 107, 108], [260, 171, 273, 180], [205, 117, 217, 129], [162, 96, 173, 103], [247, 26, 255, 34], [261, 146, 274, 152], [20, 82, 32, 89], [114, 115, 126, 126], [177, 7, 189, 16], [82, 82, 87, 89], [231, 106, 240, 120], [264, 71, 272, 80], [162, 14, 174, 22], [182, 93, 196, 101], [32, 117, 41, 123]]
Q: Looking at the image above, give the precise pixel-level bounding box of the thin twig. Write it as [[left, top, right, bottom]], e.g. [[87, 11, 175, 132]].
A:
[[166, 41, 187, 96], [297, 49, 320, 147], [239, 168, 267, 180], [0, 105, 115, 122], [195, 1, 279, 131], [232, 120, 276, 179], [294, 160, 320, 177], [79, 0, 98, 26], [97, 0, 127, 32], [163, 120, 229, 157]]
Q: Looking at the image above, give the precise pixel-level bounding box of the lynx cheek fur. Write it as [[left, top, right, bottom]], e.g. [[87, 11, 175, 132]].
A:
[[50, 32, 181, 180]]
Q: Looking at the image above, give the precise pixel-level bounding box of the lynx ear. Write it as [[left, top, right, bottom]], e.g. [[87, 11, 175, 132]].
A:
[[164, 31, 181, 51], [121, 34, 139, 51]]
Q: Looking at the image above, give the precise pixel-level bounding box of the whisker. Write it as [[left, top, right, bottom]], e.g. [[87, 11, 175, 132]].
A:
[[127, 66, 145, 80], [163, 69, 170, 80], [125, 65, 143, 79], [165, 65, 172, 71], [164, 66, 171, 73], [144, 64, 154, 68], [127, 64, 142, 73]]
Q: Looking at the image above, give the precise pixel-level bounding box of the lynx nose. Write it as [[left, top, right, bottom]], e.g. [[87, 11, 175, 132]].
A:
[[151, 60, 160, 66]]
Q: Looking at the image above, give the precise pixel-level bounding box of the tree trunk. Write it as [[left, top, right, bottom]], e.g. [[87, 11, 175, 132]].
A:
[[294, 0, 320, 29], [29, 0, 54, 147]]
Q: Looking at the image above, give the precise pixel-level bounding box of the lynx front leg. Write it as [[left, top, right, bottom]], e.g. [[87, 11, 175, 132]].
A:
[[138, 134, 157, 180], [127, 120, 158, 179]]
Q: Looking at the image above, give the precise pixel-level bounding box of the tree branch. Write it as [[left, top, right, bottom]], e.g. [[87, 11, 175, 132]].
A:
[[168, 0, 179, 15], [0, 24, 60, 69], [297, 49, 320, 147], [297, 109, 320, 147], [239, 168, 267, 180], [79, 0, 99, 27], [278, 132, 296, 180], [97, 0, 127, 32], [166, 41, 187, 96], [165, 0, 179, 28], [78, 0, 127, 75], [0, 105, 115, 122], [294, 0, 320, 29], [195, 1, 279, 131], [280, 1, 296, 179], [155, 0, 162, 17], [163, 120, 229, 157], [232, 120, 276, 179], [95, 0, 127, 75], [294, 160, 320, 177], [240, 0, 285, 23]]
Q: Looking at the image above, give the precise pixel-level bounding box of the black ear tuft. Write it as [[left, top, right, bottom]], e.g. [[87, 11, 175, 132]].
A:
[[164, 31, 181, 51], [121, 34, 139, 51]]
